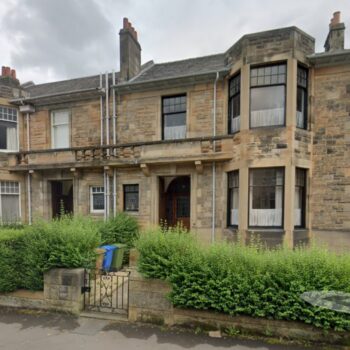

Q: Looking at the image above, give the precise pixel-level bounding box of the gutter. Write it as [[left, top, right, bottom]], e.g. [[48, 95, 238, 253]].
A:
[[112, 68, 229, 92], [10, 87, 104, 105]]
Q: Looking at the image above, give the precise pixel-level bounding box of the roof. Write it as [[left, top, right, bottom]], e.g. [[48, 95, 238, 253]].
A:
[[23, 73, 116, 98], [308, 49, 350, 67], [129, 53, 227, 84]]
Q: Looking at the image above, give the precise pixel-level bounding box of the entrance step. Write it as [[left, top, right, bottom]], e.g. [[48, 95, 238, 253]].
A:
[[80, 311, 129, 322]]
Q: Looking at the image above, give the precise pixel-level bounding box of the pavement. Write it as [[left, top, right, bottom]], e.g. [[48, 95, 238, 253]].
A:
[[0, 308, 314, 350]]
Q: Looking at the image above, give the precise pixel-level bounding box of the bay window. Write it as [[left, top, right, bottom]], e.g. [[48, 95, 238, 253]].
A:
[[0, 106, 18, 151], [51, 110, 70, 148], [297, 66, 308, 129], [0, 181, 20, 224], [227, 170, 239, 226], [295, 168, 307, 227], [249, 168, 284, 227], [250, 63, 286, 128], [162, 95, 186, 140], [228, 73, 240, 133]]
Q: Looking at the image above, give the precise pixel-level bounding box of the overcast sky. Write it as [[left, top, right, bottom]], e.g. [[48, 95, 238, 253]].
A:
[[1, 0, 349, 84]]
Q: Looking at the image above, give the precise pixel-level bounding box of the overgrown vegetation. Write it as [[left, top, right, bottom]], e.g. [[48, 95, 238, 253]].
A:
[[0, 213, 139, 292], [136, 227, 350, 331]]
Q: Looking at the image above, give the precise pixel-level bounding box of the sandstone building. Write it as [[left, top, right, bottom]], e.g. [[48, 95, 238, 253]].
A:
[[0, 13, 349, 250]]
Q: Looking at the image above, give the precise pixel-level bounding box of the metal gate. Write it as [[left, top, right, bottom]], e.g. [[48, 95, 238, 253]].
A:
[[83, 269, 130, 314]]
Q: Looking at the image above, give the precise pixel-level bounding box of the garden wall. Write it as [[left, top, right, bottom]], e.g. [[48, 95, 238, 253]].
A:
[[0, 268, 85, 315], [128, 269, 350, 346]]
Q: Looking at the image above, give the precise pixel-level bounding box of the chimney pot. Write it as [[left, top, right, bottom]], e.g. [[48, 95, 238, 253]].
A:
[[10, 69, 16, 79], [324, 11, 345, 51], [333, 11, 341, 25], [1, 66, 5, 76], [4, 67, 11, 76], [123, 17, 129, 29]]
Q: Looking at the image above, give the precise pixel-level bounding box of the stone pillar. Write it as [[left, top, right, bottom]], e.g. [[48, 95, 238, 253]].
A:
[[240, 64, 250, 131], [238, 166, 249, 242], [284, 164, 295, 247], [128, 270, 173, 325], [44, 268, 85, 314]]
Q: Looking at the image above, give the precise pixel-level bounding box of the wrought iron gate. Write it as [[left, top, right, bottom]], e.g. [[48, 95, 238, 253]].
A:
[[83, 269, 130, 314]]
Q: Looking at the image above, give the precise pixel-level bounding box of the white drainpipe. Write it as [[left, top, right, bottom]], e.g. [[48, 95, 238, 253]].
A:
[[211, 72, 219, 244], [26, 112, 32, 224], [100, 73, 103, 146], [112, 70, 117, 217]]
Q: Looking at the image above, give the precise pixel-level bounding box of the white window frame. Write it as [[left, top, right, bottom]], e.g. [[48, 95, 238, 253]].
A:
[[90, 186, 105, 214], [0, 181, 21, 225], [0, 106, 19, 152], [51, 110, 71, 149]]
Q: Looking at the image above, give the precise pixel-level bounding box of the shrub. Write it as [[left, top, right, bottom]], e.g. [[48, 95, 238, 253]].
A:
[[20, 215, 101, 290], [137, 228, 350, 331], [0, 229, 25, 292], [99, 213, 139, 262]]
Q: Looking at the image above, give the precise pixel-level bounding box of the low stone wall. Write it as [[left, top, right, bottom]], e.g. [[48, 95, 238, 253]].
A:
[[128, 270, 350, 346], [0, 268, 85, 315]]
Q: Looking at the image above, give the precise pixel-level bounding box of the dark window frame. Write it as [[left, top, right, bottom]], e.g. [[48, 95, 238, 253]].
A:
[[295, 168, 307, 229], [161, 94, 187, 140], [228, 72, 241, 134], [249, 62, 287, 129], [227, 170, 239, 227], [123, 184, 139, 212], [248, 167, 285, 229], [296, 65, 308, 130]]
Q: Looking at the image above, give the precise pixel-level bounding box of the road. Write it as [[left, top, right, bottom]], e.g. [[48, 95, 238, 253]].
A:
[[0, 309, 313, 350]]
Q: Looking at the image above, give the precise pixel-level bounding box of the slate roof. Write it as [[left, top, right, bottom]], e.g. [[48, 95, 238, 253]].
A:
[[20, 53, 227, 99], [130, 53, 227, 84], [23, 73, 116, 99]]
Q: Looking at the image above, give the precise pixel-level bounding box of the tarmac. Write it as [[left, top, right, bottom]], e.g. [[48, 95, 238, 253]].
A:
[[0, 308, 314, 350]]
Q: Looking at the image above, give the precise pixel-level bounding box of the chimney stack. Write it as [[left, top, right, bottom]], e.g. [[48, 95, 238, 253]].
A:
[[324, 11, 345, 52], [0, 66, 20, 88], [119, 18, 141, 81]]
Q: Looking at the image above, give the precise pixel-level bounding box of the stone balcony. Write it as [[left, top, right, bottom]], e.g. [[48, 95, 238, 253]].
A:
[[8, 136, 234, 172]]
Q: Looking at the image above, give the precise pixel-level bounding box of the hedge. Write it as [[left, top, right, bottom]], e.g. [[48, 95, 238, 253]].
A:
[[0, 213, 139, 292], [136, 228, 350, 331]]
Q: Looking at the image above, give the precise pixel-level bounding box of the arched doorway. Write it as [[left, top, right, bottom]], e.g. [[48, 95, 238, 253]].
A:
[[159, 176, 190, 230]]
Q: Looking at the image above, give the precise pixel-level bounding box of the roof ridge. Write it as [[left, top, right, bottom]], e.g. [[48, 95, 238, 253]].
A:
[[153, 52, 225, 67]]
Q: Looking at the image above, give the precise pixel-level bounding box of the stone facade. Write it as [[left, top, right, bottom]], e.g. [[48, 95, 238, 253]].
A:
[[0, 15, 349, 250]]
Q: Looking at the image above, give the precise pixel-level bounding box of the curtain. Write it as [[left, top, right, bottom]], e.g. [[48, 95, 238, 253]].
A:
[[231, 116, 240, 133], [230, 187, 239, 225], [53, 124, 69, 148], [251, 108, 284, 127], [1, 195, 20, 224], [294, 187, 302, 226], [6, 127, 17, 151], [296, 111, 304, 128], [164, 125, 186, 140]]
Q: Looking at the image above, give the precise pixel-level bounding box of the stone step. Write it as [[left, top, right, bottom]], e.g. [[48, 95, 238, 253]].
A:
[[80, 311, 129, 322]]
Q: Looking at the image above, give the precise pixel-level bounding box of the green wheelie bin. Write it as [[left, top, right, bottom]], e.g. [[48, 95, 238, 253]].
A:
[[110, 243, 127, 271]]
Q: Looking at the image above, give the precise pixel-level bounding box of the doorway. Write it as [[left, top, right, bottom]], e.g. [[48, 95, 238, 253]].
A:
[[159, 176, 190, 230], [51, 180, 73, 218]]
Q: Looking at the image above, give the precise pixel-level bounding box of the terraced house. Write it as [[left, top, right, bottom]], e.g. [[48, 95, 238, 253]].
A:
[[0, 13, 349, 251]]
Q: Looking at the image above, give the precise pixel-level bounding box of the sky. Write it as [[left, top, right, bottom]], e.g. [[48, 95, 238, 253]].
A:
[[1, 0, 349, 85]]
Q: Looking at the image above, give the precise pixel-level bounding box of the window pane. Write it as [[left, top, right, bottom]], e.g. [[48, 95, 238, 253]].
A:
[[228, 171, 239, 226], [250, 64, 286, 87], [53, 111, 69, 125], [176, 196, 190, 218], [0, 125, 6, 149], [53, 124, 69, 148], [124, 185, 139, 211], [0, 121, 18, 151], [295, 168, 306, 227], [164, 113, 186, 140], [249, 168, 284, 227], [1, 194, 20, 224], [93, 193, 104, 211], [250, 85, 285, 127]]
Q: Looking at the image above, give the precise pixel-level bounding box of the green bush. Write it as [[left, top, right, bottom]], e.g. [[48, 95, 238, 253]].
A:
[[99, 213, 139, 262], [0, 216, 101, 292], [137, 228, 350, 331], [20, 216, 101, 290], [0, 229, 25, 292]]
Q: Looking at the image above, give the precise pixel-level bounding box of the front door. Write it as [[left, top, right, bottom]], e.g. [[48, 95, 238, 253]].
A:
[[160, 176, 191, 230], [51, 180, 73, 218]]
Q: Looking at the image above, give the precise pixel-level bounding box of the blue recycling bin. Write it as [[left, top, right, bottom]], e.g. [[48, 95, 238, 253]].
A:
[[99, 245, 117, 271]]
